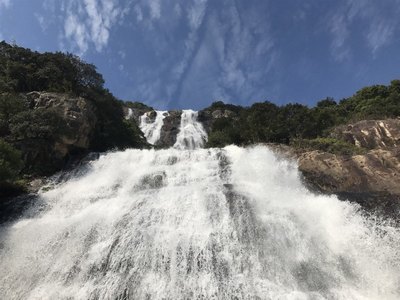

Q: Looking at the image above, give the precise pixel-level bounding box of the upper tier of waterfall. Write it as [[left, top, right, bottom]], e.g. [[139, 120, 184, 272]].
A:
[[139, 110, 169, 145], [174, 110, 208, 150], [0, 145, 399, 300], [139, 109, 208, 149], [125, 108, 133, 120]]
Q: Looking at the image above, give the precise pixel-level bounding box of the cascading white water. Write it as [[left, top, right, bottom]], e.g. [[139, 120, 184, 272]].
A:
[[0, 145, 399, 300], [139, 111, 169, 145], [125, 108, 133, 120], [174, 110, 208, 150]]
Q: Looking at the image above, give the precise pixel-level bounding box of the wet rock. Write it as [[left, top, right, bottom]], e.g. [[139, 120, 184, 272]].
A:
[[27, 178, 46, 193], [123, 102, 154, 123], [0, 194, 39, 224], [331, 119, 400, 150], [298, 149, 400, 195], [125, 107, 181, 148], [138, 172, 167, 190], [297, 149, 400, 217], [292, 119, 400, 218], [158, 110, 181, 147], [263, 118, 400, 218]]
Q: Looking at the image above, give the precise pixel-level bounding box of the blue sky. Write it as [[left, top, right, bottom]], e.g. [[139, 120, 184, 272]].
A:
[[1, 0, 400, 109]]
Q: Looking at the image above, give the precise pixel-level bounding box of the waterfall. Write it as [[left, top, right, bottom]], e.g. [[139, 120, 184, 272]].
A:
[[125, 108, 133, 120], [139, 111, 168, 145], [0, 146, 399, 300], [174, 110, 208, 150]]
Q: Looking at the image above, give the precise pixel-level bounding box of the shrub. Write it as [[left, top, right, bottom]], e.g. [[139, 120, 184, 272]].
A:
[[0, 139, 23, 182], [9, 108, 69, 140], [291, 138, 366, 156], [206, 131, 235, 148]]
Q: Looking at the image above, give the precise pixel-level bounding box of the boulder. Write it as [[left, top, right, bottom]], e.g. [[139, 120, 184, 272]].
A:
[[294, 119, 400, 218], [298, 149, 400, 195], [158, 110, 181, 147], [331, 119, 400, 150]]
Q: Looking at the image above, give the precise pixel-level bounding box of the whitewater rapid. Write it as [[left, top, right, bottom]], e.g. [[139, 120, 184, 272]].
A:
[[0, 111, 399, 299]]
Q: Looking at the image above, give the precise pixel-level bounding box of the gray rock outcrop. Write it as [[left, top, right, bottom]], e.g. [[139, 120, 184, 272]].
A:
[[158, 110, 181, 147], [295, 119, 400, 217], [331, 119, 400, 150], [26, 92, 97, 157], [125, 106, 182, 148]]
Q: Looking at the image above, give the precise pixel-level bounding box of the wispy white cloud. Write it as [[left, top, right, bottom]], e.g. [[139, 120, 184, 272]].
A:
[[200, 2, 276, 103], [131, 0, 169, 28], [118, 50, 126, 59], [133, 4, 143, 22], [168, 0, 209, 95], [187, 0, 207, 29], [58, 0, 128, 54], [35, 13, 48, 32], [64, 12, 89, 54], [84, 0, 110, 51], [168, 1, 277, 106], [329, 0, 400, 60], [42, 0, 56, 13], [0, 0, 10, 40], [329, 14, 350, 62], [119, 0, 278, 108], [148, 0, 161, 20], [367, 20, 395, 55], [174, 3, 182, 17], [0, 0, 10, 9]]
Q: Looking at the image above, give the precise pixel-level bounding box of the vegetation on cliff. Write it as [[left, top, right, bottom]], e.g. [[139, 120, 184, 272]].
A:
[[204, 80, 400, 151], [0, 41, 146, 192], [0, 139, 24, 197]]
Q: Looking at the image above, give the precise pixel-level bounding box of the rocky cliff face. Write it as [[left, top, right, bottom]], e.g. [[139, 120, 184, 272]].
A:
[[125, 105, 239, 147], [296, 119, 400, 218], [331, 119, 400, 150], [124, 107, 182, 148], [123, 105, 151, 124], [13, 92, 97, 175], [158, 110, 181, 147], [27, 92, 97, 155]]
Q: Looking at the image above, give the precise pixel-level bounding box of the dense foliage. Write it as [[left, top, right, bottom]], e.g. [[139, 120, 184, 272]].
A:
[[0, 139, 23, 182], [0, 41, 146, 189], [290, 138, 366, 156], [205, 80, 400, 151], [0, 41, 104, 94], [0, 41, 145, 151], [0, 139, 24, 197]]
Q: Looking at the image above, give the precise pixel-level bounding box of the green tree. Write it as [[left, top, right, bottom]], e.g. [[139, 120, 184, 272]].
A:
[[0, 139, 23, 182]]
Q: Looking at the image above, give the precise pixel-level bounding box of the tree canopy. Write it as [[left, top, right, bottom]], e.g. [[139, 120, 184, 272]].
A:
[[205, 80, 400, 148], [0, 41, 146, 181]]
